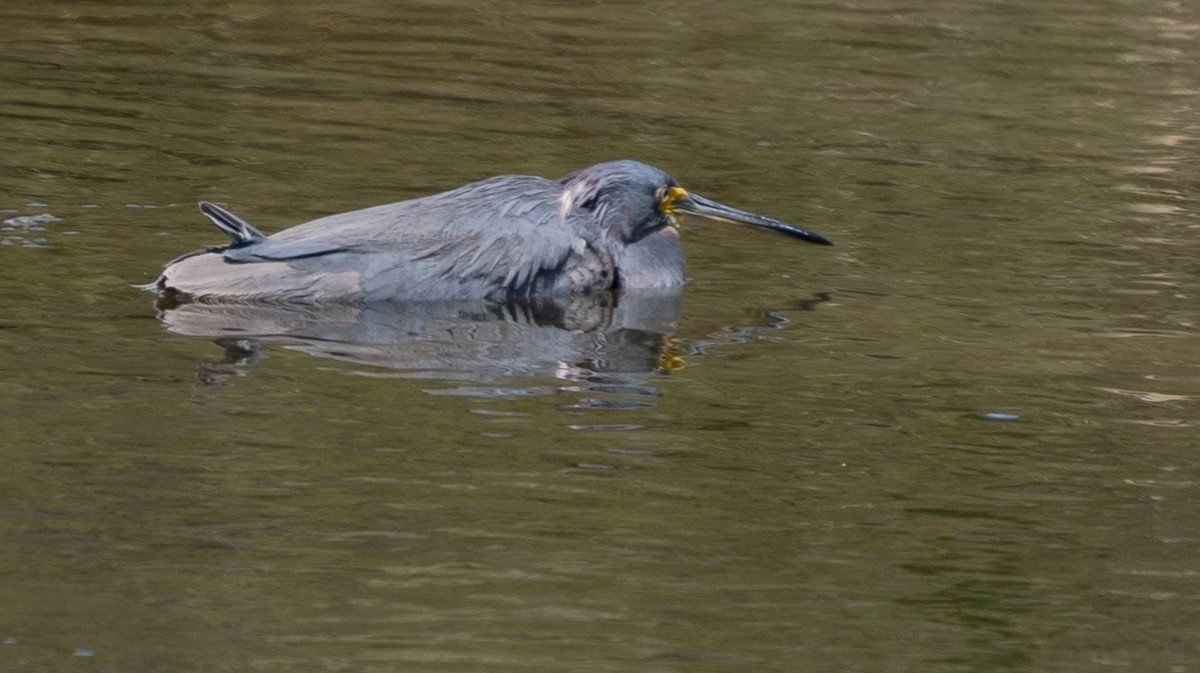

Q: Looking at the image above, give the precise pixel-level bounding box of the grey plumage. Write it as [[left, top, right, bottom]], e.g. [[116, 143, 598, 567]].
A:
[[153, 160, 831, 304]]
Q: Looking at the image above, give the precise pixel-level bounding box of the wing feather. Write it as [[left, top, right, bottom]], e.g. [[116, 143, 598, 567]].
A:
[[186, 175, 591, 301]]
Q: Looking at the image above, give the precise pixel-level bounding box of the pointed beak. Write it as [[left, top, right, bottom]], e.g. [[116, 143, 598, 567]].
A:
[[675, 193, 833, 246]]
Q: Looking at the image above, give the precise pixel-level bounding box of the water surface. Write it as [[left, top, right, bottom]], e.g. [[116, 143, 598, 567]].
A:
[[2, 1, 1198, 671]]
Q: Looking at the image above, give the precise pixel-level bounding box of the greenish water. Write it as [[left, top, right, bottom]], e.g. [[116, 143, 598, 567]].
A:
[[2, 1, 1198, 671]]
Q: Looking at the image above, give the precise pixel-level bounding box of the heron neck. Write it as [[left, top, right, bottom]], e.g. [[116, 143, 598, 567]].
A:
[[614, 227, 686, 290]]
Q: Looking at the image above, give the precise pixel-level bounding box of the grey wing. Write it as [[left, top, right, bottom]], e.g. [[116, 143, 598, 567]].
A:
[[223, 237, 353, 262], [216, 177, 591, 301]]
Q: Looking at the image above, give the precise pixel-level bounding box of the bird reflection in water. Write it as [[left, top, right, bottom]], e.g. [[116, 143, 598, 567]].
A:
[[160, 289, 833, 396], [157, 290, 685, 391]]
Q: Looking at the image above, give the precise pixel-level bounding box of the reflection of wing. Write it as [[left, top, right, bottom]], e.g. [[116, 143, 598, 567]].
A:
[[157, 292, 683, 380], [181, 176, 600, 302]]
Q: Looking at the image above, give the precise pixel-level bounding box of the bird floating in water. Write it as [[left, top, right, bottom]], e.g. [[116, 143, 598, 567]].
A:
[[153, 160, 832, 303]]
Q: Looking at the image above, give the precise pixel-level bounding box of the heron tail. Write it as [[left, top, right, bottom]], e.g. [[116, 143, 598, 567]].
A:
[[199, 201, 266, 245]]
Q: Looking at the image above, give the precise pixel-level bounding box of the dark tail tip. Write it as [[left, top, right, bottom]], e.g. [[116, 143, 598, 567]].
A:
[[199, 201, 266, 245]]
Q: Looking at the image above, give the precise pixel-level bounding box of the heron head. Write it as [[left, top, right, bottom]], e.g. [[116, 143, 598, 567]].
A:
[[558, 160, 833, 247], [557, 160, 680, 244]]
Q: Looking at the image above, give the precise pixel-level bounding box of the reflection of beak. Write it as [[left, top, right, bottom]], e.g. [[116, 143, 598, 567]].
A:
[[676, 193, 834, 246]]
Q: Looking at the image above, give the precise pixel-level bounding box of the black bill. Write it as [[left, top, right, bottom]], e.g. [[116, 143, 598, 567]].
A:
[[679, 193, 833, 246]]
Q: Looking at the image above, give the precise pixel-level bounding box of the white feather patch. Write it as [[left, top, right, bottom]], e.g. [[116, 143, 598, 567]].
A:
[[559, 181, 590, 223]]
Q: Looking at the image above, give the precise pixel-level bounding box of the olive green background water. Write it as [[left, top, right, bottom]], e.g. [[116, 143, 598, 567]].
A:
[[2, 1, 1198, 671]]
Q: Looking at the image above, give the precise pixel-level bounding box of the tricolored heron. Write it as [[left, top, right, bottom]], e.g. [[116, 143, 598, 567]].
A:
[[153, 160, 831, 303]]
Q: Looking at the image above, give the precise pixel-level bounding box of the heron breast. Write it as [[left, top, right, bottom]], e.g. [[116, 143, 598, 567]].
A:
[[558, 240, 615, 294]]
